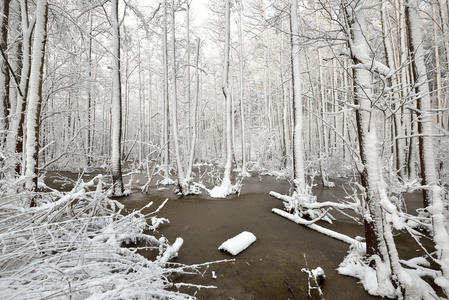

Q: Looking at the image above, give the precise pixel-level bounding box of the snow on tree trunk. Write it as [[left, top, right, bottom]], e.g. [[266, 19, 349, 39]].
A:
[[11, 1, 33, 176], [405, 0, 438, 207], [238, 0, 249, 178], [222, 0, 233, 188], [290, 0, 306, 194], [187, 37, 200, 180], [170, 0, 187, 193], [111, 0, 124, 197], [5, 0, 31, 176], [0, 0, 10, 141], [406, 0, 449, 294], [345, 0, 384, 260], [24, 0, 47, 194], [208, 0, 239, 198], [162, 0, 170, 180], [344, 0, 416, 295], [381, 1, 407, 182]]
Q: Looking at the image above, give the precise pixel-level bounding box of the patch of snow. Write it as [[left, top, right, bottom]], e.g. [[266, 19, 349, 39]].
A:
[[208, 181, 241, 198], [311, 266, 325, 280], [218, 231, 256, 255], [158, 177, 176, 186]]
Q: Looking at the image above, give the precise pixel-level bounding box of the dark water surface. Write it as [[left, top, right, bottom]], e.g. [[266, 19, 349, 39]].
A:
[[45, 171, 428, 299], [119, 175, 389, 300]]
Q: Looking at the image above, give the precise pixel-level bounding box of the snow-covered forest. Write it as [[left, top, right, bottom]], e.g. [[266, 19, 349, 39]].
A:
[[0, 0, 448, 298]]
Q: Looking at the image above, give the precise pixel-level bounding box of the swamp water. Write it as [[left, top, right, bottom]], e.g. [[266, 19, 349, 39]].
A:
[[119, 175, 389, 300], [45, 171, 428, 299]]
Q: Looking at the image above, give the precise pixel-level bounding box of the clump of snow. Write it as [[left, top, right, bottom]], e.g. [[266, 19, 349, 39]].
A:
[[159, 237, 184, 266], [312, 267, 326, 283], [270, 190, 336, 224], [338, 243, 442, 299], [158, 177, 177, 186], [218, 231, 256, 255], [301, 265, 326, 298], [208, 181, 241, 198]]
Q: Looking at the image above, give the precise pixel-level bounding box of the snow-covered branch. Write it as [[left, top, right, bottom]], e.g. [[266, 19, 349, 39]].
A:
[[0, 183, 211, 299]]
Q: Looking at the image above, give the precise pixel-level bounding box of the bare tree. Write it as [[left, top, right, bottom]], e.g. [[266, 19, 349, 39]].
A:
[[290, 0, 306, 194], [237, 0, 250, 178], [0, 0, 10, 141], [222, 0, 233, 188], [170, 0, 187, 193], [406, 0, 449, 292], [111, 0, 124, 196], [24, 0, 47, 194]]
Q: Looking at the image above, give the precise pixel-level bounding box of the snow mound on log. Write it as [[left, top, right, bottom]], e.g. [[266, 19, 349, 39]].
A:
[[218, 231, 256, 255]]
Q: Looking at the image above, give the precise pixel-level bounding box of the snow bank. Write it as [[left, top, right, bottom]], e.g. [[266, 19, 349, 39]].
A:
[[218, 231, 256, 255]]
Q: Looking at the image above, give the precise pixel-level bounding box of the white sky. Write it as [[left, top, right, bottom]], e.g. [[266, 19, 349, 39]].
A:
[[190, 0, 210, 27]]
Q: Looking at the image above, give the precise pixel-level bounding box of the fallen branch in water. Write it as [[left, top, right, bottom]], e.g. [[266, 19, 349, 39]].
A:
[[272, 208, 360, 246]]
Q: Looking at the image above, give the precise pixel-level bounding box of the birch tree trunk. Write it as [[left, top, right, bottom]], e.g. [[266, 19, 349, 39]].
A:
[[290, 0, 306, 193], [111, 0, 124, 196], [24, 0, 47, 193]]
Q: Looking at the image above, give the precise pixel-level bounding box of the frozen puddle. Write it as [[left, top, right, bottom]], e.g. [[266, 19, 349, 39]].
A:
[[218, 231, 256, 255]]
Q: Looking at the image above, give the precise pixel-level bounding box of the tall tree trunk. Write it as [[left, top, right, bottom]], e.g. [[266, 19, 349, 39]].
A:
[[111, 0, 124, 196], [381, 1, 406, 181], [162, 0, 170, 178], [0, 0, 10, 141], [405, 0, 449, 293], [187, 38, 200, 179], [87, 4, 93, 166], [222, 0, 233, 187], [5, 0, 31, 176], [405, 0, 438, 207], [24, 0, 47, 194], [138, 44, 144, 165], [185, 1, 191, 161], [290, 0, 306, 193], [343, 1, 413, 294], [170, 0, 186, 192], [237, 0, 249, 177], [345, 0, 383, 260]]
